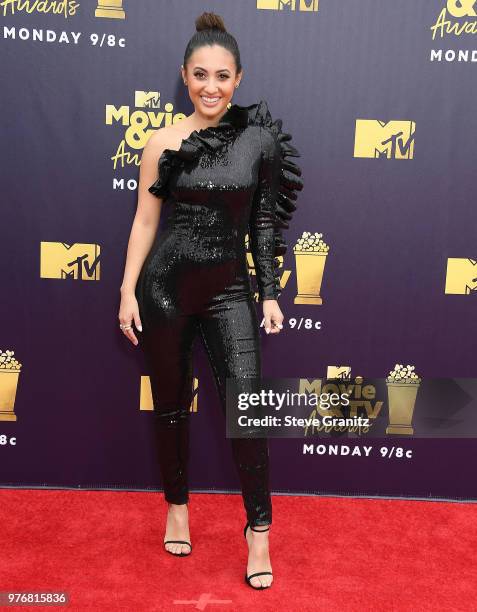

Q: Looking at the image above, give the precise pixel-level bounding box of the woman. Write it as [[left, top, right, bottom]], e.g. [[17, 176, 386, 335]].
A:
[[118, 12, 303, 590]]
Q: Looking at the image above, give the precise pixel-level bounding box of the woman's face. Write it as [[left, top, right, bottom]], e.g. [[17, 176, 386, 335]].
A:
[[182, 44, 241, 119]]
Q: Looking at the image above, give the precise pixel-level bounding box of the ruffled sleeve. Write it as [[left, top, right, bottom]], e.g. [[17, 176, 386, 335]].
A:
[[249, 127, 282, 301], [247, 100, 303, 301]]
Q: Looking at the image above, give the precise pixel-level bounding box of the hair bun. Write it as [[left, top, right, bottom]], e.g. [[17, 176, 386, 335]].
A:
[[195, 12, 226, 33]]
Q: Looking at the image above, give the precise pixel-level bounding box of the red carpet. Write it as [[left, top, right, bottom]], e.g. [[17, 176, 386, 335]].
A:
[[1, 490, 475, 611]]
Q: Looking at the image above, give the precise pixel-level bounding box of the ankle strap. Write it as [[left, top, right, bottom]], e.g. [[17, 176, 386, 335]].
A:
[[250, 524, 270, 532]]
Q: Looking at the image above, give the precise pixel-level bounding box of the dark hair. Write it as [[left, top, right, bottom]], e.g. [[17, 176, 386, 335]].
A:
[[183, 12, 242, 74]]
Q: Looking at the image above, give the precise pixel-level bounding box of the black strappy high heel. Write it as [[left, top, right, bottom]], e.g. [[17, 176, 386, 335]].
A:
[[243, 522, 273, 589], [163, 539, 192, 556], [163, 502, 192, 556]]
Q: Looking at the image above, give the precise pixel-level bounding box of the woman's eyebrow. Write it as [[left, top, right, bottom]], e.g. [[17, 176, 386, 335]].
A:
[[193, 66, 231, 73]]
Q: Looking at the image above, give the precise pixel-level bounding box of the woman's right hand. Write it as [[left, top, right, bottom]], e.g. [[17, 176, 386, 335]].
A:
[[118, 291, 142, 346]]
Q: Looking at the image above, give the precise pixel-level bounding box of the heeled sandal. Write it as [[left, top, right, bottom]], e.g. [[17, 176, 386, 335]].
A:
[[163, 539, 192, 556], [164, 502, 192, 556], [243, 522, 273, 589]]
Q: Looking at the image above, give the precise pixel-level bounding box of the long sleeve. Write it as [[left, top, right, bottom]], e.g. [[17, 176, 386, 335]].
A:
[[249, 126, 282, 302]]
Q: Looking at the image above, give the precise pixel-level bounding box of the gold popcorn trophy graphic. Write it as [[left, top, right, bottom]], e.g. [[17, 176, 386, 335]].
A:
[[95, 0, 125, 19], [293, 231, 329, 305], [0, 350, 22, 422], [386, 364, 421, 435]]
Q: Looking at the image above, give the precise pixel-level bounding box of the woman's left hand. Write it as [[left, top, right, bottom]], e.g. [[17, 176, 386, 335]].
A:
[[262, 299, 284, 334]]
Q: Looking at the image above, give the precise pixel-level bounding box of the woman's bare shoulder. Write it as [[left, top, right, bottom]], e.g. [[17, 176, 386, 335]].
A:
[[147, 123, 192, 153], [146, 125, 171, 152]]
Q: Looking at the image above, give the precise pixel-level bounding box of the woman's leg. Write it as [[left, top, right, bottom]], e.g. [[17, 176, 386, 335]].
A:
[[198, 297, 272, 527], [140, 312, 199, 506]]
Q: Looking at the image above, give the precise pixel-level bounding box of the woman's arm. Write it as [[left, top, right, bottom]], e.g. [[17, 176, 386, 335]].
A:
[[120, 131, 166, 296], [118, 131, 167, 345], [249, 126, 284, 334], [249, 126, 281, 301]]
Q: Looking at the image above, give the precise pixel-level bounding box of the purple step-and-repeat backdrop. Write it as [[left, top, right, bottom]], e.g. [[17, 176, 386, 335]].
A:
[[1, 1, 476, 500]]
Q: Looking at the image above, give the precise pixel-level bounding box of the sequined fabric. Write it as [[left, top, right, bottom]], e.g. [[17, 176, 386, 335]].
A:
[[135, 100, 303, 527]]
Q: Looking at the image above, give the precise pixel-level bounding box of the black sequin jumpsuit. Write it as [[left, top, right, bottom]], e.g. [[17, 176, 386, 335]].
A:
[[135, 100, 303, 527]]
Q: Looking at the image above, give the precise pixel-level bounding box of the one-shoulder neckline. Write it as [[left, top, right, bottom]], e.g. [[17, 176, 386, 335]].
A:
[[158, 101, 260, 160]]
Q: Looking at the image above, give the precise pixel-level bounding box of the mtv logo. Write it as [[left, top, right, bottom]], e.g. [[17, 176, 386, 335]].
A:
[[354, 120, 415, 159], [257, 0, 319, 11], [327, 366, 352, 379], [139, 375, 199, 411], [135, 90, 160, 109], [445, 258, 477, 294], [40, 242, 100, 280]]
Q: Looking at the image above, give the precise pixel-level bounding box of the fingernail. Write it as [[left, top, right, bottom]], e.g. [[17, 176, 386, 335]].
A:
[[138, 325, 142, 332], [265, 328, 270, 334]]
